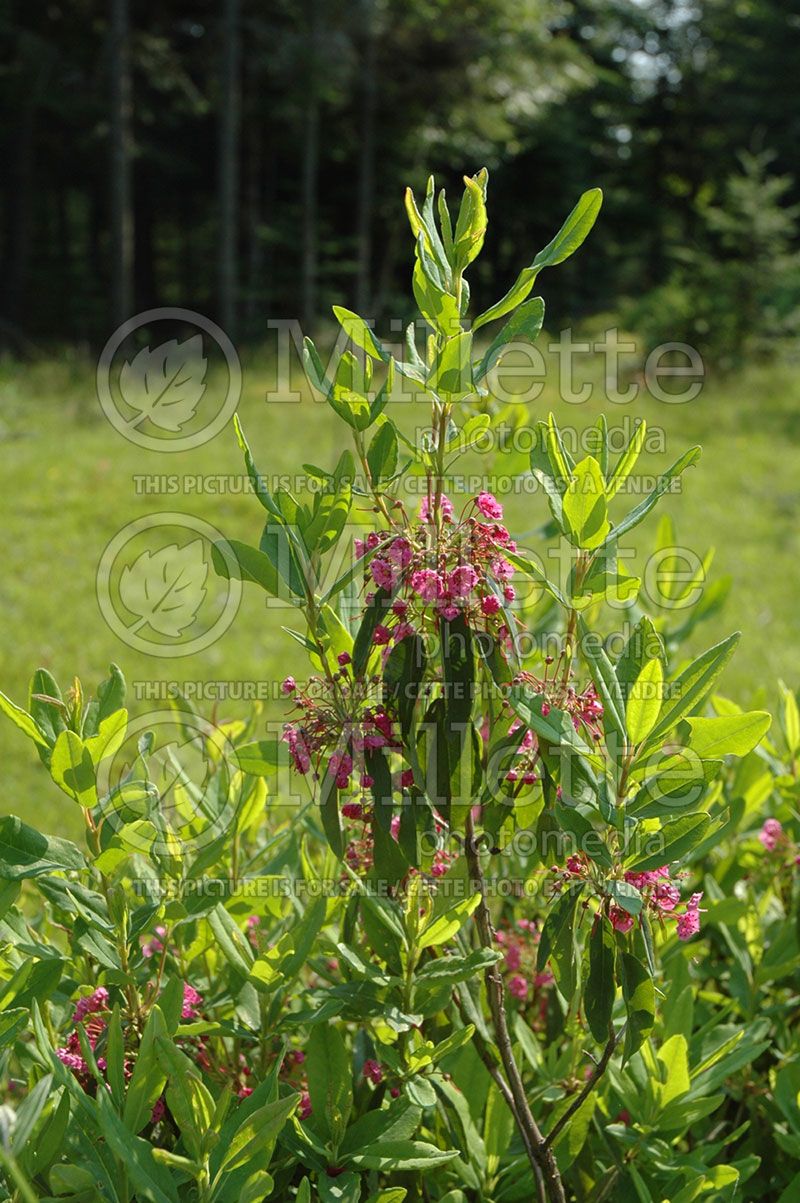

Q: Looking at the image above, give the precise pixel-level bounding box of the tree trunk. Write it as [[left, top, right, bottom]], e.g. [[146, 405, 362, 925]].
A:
[[355, 0, 379, 316], [109, 0, 134, 327], [218, 0, 242, 337], [301, 0, 320, 330]]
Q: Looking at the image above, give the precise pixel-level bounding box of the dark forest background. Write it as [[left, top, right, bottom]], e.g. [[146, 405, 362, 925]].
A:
[[2, 0, 800, 363]]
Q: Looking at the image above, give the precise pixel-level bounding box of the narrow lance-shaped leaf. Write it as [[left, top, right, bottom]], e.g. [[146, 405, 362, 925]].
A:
[[473, 189, 603, 330]]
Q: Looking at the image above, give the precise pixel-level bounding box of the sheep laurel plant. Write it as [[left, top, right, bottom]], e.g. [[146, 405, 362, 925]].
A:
[[0, 171, 775, 1203], [208, 171, 770, 1197]]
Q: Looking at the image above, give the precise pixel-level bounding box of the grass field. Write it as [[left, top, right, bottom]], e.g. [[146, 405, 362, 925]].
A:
[[1, 336, 799, 837]]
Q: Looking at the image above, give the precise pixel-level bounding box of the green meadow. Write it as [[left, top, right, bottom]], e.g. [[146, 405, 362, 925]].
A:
[[2, 341, 799, 835]]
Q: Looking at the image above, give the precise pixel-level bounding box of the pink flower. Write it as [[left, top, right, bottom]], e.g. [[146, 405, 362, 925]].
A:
[[676, 892, 703, 940], [394, 622, 415, 641], [363, 1058, 384, 1085], [373, 625, 392, 645], [342, 802, 363, 819], [181, 984, 204, 1021], [505, 945, 522, 971], [476, 491, 504, 520], [448, 564, 479, 598], [400, 768, 414, 789], [420, 494, 454, 523], [503, 585, 515, 602], [371, 558, 397, 590], [653, 882, 680, 912], [491, 557, 514, 582], [508, 975, 529, 1001], [281, 676, 297, 695], [337, 651, 351, 667], [440, 604, 460, 621], [299, 1091, 312, 1120], [410, 569, 444, 602], [609, 905, 634, 934], [329, 751, 353, 778], [56, 1049, 88, 1074], [676, 909, 700, 940], [386, 537, 413, 569], [481, 594, 501, 616], [73, 987, 109, 1024], [759, 818, 783, 851]]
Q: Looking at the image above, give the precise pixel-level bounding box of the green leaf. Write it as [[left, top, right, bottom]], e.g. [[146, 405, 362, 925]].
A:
[[684, 711, 771, 758], [208, 903, 255, 976], [219, 1093, 299, 1175], [123, 1005, 168, 1135], [618, 949, 654, 1064], [532, 187, 604, 270], [50, 731, 97, 807], [306, 1025, 352, 1145], [473, 189, 603, 331], [419, 894, 480, 948], [333, 306, 389, 361], [640, 633, 740, 753], [0, 690, 49, 747], [211, 538, 299, 603], [453, 171, 488, 272], [96, 1087, 179, 1203], [604, 446, 701, 546], [319, 769, 345, 860], [606, 420, 646, 500], [562, 457, 609, 549], [626, 659, 664, 746], [625, 812, 711, 872], [615, 617, 664, 704], [344, 1140, 458, 1172], [779, 680, 800, 755], [427, 330, 474, 399], [0, 816, 85, 880], [235, 739, 287, 775], [383, 635, 427, 739], [476, 296, 545, 381], [367, 421, 399, 484], [28, 668, 67, 753], [537, 884, 585, 980], [340, 1098, 422, 1155], [233, 414, 282, 518], [578, 623, 627, 748], [585, 918, 615, 1042], [608, 880, 643, 916]]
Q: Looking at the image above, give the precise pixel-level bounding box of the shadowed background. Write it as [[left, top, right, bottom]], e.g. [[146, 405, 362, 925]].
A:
[[1, 0, 799, 830]]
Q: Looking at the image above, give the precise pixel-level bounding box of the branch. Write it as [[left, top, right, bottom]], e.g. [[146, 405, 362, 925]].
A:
[[464, 815, 566, 1203], [453, 986, 546, 1203], [544, 1026, 621, 1151]]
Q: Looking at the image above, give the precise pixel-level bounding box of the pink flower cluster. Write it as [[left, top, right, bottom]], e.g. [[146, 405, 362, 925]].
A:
[[557, 857, 705, 942], [282, 673, 399, 787], [56, 988, 110, 1085], [759, 818, 783, 850], [496, 919, 553, 1021], [352, 492, 518, 647]]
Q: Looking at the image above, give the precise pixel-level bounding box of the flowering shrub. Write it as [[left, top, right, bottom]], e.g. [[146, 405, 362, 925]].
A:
[[0, 171, 797, 1203]]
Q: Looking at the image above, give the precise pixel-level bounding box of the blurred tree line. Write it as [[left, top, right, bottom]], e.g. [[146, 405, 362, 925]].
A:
[[1, 0, 799, 363]]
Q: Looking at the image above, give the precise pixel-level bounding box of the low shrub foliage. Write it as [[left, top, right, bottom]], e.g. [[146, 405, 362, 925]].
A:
[[0, 171, 798, 1203]]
